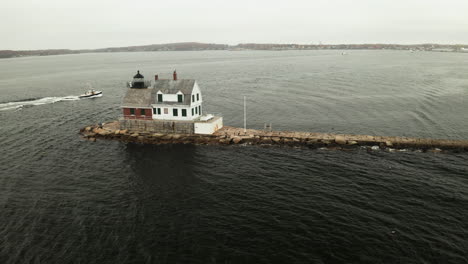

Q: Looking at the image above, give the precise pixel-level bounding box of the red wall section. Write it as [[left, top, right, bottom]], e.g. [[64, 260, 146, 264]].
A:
[[122, 108, 153, 120]]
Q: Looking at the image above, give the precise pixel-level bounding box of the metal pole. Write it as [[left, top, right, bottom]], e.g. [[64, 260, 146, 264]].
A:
[[243, 96, 246, 133]]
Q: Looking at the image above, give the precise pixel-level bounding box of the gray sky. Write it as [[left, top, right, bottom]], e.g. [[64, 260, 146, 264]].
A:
[[3, 0, 468, 50]]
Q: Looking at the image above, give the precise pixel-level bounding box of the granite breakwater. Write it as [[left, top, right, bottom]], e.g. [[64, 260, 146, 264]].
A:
[[79, 121, 468, 152]]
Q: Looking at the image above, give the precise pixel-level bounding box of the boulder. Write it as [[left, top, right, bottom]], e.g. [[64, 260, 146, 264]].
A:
[[172, 134, 182, 140], [385, 141, 393, 147], [347, 140, 358, 145], [219, 138, 230, 144], [177, 136, 188, 141], [114, 130, 120, 135], [271, 137, 281, 143], [89, 137, 96, 142], [260, 138, 273, 144], [93, 128, 104, 134], [232, 136, 242, 144], [85, 127, 92, 132], [99, 131, 110, 136], [130, 133, 139, 137], [119, 129, 128, 135], [335, 135, 347, 145], [161, 135, 173, 140]]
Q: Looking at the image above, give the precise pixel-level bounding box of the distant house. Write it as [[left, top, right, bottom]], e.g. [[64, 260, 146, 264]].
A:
[[120, 70, 222, 134]]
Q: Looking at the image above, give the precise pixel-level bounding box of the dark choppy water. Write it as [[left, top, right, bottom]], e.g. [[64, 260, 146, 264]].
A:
[[0, 50, 467, 263]]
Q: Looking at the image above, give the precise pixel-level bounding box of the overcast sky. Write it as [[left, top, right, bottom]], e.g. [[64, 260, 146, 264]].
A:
[[3, 0, 468, 50]]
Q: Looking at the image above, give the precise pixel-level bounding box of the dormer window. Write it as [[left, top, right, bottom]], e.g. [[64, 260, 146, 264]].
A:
[[157, 94, 163, 102], [197, 93, 200, 101], [178, 94, 183, 103]]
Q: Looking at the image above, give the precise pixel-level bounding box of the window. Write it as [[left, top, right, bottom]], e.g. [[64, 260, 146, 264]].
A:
[[197, 93, 200, 101], [191, 108, 194, 116], [192, 95, 195, 102], [195, 107, 198, 114], [157, 108, 161, 115], [198, 106, 201, 115], [141, 109, 146, 115], [153, 108, 157, 115], [164, 108, 168, 114], [158, 94, 163, 102], [178, 94, 183, 103], [182, 109, 187, 117], [173, 108, 178, 116], [130, 108, 135, 115]]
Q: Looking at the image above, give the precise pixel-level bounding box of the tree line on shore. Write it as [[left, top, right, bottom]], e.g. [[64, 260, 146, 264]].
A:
[[1, 42, 466, 59]]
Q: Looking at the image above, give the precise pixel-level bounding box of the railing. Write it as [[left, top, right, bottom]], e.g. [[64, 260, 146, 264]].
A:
[[126, 81, 152, 88], [196, 113, 223, 122], [206, 112, 223, 118]]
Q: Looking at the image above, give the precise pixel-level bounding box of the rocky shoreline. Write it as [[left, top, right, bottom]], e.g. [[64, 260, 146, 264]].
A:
[[79, 121, 468, 153]]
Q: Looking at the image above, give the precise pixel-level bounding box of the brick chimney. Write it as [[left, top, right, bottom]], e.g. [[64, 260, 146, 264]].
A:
[[155, 74, 158, 81], [173, 70, 177, 81]]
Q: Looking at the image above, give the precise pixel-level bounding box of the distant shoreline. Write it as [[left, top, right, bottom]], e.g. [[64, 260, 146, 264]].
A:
[[1, 42, 467, 59]]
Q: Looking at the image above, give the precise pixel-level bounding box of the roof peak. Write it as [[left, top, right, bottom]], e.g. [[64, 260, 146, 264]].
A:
[[133, 70, 144, 79]]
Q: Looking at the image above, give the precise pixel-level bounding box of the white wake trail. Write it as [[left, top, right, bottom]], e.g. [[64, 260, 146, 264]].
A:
[[0, 96, 80, 112]]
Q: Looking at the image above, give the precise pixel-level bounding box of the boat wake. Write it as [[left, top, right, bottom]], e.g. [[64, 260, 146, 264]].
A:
[[0, 96, 80, 112]]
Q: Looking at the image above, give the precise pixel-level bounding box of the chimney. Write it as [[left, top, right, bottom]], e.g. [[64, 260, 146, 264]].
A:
[[155, 74, 158, 81], [173, 70, 177, 81]]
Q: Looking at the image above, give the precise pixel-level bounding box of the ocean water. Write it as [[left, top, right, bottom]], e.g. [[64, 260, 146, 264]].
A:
[[0, 50, 467, 263]]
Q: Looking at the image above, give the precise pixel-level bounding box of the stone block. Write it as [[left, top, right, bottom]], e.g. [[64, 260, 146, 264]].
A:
[[232, 136, 242, 144], [271, 137, 281, 143], [335, 135, 346, 145]]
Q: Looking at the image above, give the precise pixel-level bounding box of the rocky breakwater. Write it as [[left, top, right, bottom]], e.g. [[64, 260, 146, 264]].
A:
[[80, 121, 468, 152]]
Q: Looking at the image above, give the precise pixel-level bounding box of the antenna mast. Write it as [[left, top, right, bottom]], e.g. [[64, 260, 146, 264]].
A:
[[243, 96, 246, 133]]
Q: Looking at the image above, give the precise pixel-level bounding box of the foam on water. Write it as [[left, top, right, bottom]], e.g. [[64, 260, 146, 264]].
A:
[[0, 96, 80, 111]]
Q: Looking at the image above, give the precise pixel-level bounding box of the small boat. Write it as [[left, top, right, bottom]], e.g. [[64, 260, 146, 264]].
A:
[[79, 89, 102, 99]]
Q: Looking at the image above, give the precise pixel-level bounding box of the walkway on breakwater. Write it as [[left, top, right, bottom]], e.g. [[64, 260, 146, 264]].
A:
[[79, 121, 468, 152]]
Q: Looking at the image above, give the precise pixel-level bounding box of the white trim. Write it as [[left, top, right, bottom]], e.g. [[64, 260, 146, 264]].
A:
[[151, 105, 198, 121]]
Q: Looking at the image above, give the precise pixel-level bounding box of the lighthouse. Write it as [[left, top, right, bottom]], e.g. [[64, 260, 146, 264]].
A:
[[129, 70, 148, 88], [120, 70, 223, 134]]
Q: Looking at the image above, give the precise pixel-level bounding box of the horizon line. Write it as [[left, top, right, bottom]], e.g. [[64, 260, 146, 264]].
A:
[[2, 41, 468, 52]]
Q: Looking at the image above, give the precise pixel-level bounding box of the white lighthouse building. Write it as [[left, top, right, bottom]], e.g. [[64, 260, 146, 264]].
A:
[[152, 71, 204, 121], [121, 70, 223, 134]]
